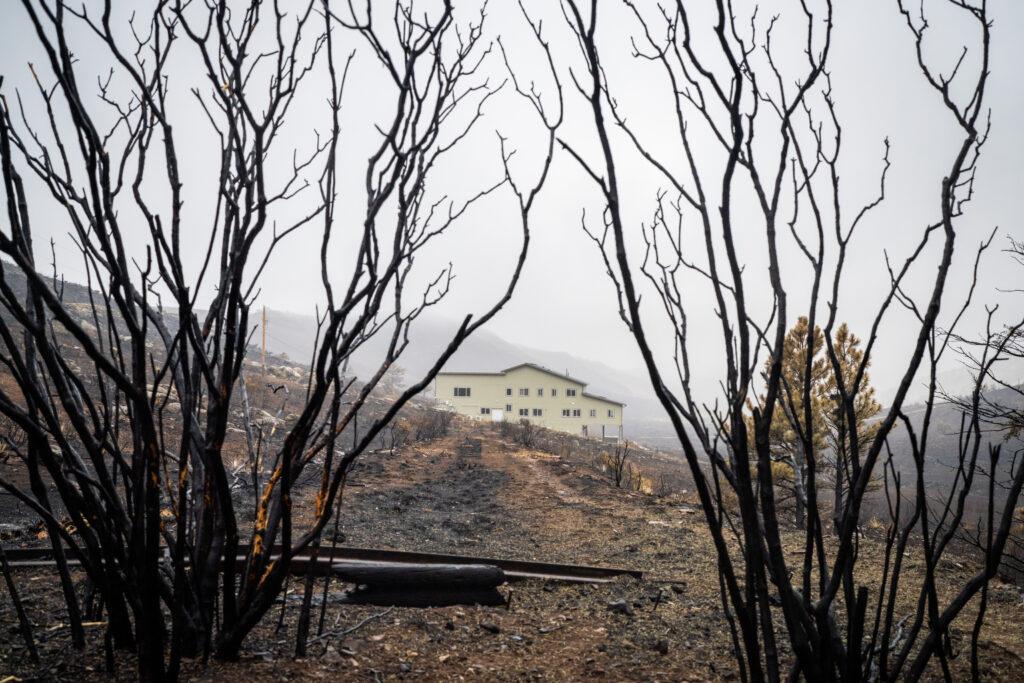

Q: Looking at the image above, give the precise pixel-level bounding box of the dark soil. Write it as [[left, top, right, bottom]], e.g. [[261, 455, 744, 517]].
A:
[[1, 421, 1022, 681]]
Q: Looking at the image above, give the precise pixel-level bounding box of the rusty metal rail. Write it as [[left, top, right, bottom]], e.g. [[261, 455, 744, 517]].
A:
[[2, 545, 643, 585]]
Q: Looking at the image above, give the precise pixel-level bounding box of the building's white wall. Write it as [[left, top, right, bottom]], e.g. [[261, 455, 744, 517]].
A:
[[434, 365, 623, 439]]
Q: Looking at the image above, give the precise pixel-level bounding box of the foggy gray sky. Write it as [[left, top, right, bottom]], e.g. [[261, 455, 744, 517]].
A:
[[1, 0, 1022, 405]]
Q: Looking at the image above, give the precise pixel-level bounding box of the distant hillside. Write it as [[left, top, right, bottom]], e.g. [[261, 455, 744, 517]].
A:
[[879, 360, 1024, 406], [0, 264, 302, 370], [13, 265, 1017, 484], [880, 386, 1023, 519], [0, 263, 96, 310], [0, 265, 668, 433]]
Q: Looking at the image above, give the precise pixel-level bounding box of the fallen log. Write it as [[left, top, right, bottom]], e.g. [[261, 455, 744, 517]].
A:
[[4, 544, 644, 583], [337, 585, 506, 608], [331, 561, 505, 588]]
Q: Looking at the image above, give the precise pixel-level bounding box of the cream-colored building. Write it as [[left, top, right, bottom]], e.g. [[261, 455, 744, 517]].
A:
[[434, 363, 624, 441]]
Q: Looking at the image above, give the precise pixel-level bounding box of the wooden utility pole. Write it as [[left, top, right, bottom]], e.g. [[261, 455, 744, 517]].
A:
[[261, 306, 267, 376]]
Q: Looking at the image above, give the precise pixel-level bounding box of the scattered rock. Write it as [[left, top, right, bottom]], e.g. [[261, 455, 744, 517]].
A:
[[480, 621, 501, 634], [653, 638, 670, 655], [607, 599, 634, 616], [0, 522, 29, 541]]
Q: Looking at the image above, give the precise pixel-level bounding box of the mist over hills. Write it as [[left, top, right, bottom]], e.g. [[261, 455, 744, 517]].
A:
[[263, 305, 1024, 453], [6, 263, 1019, 464], [0, 263, 669, 435], [885, 386, 1023, 510], [262, 307, 671, 435]]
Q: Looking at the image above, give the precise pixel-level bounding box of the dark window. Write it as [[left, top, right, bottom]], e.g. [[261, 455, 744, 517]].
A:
[[454, 387, 471, 397], [572, 409, 581, 417], [519, 388, 529, 396], [566, 388, 577, 397], [480, 407, 491, 415], [537, 388, 544, 396], [551, 388, 557, 397], [519, 408, 529, 416], [561, 409, 570, 417], [506, 387, 512, 396], [589, 409, 596, 418], [532, 408, 543, 417], [505, 404, 512, 412], [608, 409, 615, 418]]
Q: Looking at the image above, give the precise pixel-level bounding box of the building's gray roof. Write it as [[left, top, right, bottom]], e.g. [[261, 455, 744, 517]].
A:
[[580, 390, 626, 407], [437, 362, 626, 406], [500, 362, 591, 386]]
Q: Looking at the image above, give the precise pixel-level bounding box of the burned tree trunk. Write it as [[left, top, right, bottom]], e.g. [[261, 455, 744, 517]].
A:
[[332, 561, 506, 589], [555, 0, 1023, 679], [0, 0, 561, 677]]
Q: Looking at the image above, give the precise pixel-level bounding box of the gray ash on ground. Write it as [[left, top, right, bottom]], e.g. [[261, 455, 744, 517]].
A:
[[2, 419, 1022, 681], [342, 438, 515, 553]]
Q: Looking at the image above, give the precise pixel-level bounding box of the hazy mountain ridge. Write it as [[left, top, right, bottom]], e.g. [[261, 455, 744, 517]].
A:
[[7, 264, 1017, 470], [888, 386, 1023, 501], [261, 308, 669, 429], [0, 265, 664, 426]]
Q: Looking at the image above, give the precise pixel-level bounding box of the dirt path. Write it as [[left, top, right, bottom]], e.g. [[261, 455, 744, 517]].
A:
[[341, 425, 702, 574]]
